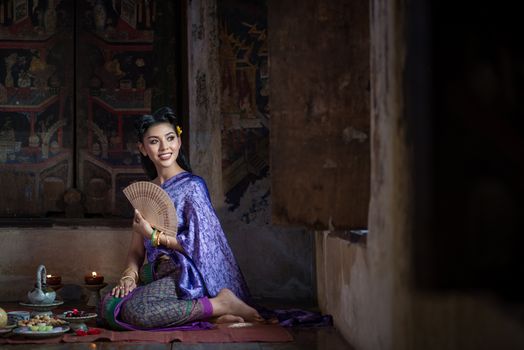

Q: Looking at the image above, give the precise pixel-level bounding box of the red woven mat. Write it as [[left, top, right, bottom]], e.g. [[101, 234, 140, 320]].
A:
[[1, 324, 293, 344]]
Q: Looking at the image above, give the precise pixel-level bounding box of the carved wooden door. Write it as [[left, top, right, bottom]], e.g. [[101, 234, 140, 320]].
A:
[[0, 0, 178, 218]]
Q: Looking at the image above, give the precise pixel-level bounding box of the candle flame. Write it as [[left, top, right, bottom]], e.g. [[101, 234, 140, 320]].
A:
[[92, 271, 97, 277]]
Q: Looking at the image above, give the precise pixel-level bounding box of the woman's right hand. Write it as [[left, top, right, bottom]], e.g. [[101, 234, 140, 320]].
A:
[[132, 209, 153, 239], [110, 277, 137, 298]]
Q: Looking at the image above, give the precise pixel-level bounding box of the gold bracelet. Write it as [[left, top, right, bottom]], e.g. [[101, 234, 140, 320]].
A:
[[165, 233, 170, 248], [155, 230, 162, 247], [121, 268, 139, 282], [120, 275, 136, 284]]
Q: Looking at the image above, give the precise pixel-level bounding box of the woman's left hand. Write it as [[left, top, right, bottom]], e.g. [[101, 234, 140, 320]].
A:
[[110, 277, 137, 298], [132, 209, 153, 238]]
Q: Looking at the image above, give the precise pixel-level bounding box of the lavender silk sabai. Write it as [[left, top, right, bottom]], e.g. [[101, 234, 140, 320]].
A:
[[144, 172, 250, 301]]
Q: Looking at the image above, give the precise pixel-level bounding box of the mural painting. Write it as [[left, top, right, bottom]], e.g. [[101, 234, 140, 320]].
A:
[[0, 0, 74, 216], [218, 0, 269, 208], [0, 0, 175, 218], [76, 0, 159, 217]]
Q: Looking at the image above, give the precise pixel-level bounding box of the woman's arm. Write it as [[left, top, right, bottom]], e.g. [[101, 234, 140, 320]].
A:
[[124, 229, 145, 278], [133, 209, 185, 252], [111, 230, 144, 297], [155, 228, 185, 252]]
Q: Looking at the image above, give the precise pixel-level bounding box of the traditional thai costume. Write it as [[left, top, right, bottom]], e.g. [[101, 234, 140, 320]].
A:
[[100, 172, 250, 330]]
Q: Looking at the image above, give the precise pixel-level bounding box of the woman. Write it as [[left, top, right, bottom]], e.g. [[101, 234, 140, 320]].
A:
[[100, 107, 262, 330]]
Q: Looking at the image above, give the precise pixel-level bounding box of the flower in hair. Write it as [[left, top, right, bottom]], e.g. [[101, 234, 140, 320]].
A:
[[176, 125, 183, 136]]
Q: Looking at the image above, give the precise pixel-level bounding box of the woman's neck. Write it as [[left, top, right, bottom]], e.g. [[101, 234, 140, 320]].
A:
[[154, 165, 186, 185]]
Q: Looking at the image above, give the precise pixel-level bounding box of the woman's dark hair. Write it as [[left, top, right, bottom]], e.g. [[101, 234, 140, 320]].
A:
[[135, 106, 192, 179]]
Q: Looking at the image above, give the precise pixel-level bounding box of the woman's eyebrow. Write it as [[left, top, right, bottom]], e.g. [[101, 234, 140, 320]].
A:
[[146, 131, 175, 139]]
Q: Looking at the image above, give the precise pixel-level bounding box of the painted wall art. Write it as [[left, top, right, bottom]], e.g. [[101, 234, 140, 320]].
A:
[[0, 0, 74, 216], [0, 0, 174, 218], [218, 0, 269, 208]]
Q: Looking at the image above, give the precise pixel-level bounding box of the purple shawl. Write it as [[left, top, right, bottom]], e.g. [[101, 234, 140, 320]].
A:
[[143, 172, 250, 301]]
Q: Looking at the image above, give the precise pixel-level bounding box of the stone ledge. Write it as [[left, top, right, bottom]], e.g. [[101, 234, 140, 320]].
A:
[[0, 218, 132, 228], [329, 229, 368, 245]]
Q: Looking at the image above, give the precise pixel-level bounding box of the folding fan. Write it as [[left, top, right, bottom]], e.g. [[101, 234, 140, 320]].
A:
[[123, 181, 178, 237]]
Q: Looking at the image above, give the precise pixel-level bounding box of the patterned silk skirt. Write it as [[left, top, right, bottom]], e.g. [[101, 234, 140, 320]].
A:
[[99, 257, 213, 331]]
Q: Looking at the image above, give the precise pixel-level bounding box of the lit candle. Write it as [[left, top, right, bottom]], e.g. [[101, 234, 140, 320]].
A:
[[84, 271, 104, 285], [46, 274, 61, 286]]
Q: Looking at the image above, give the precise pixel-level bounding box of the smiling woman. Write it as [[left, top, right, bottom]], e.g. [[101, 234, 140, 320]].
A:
[[139, 124, 182, 174], [99, 107, 265, 331], [135, 107, 192, 181]]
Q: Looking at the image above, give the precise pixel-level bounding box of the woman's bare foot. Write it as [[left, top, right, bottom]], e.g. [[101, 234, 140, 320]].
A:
[[210, 288, 264, 322], [212, 314, 244, 324]]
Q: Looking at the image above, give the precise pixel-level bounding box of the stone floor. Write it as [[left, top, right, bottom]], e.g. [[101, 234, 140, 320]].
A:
[[0, 300, 353, 350]]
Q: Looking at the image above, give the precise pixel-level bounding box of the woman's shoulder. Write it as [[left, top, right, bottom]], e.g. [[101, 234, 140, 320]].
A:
[[186, 174, 209, 192], [170, 172, 208, 192]]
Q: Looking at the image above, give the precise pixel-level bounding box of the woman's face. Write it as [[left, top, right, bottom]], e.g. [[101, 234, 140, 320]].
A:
[[138, 122, 181, 171]]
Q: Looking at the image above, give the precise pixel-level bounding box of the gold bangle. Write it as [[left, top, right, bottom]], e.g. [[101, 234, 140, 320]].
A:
[[164, 233, 170, 248], [122, 267, 138, 276], [120, 275, 136, 284], [121, 268, 139, 282], [155, 230, 162, 246]]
